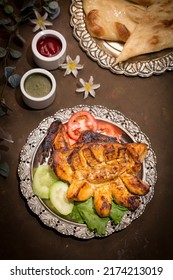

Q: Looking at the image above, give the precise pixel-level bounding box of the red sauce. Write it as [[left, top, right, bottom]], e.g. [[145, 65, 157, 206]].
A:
[[37, 35, 62, 57]]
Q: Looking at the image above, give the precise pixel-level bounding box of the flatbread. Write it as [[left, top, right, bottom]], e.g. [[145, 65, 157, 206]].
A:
[[116, 0, 173, 63], [129, 0, 156, 6], [83, 0, 146, 42]]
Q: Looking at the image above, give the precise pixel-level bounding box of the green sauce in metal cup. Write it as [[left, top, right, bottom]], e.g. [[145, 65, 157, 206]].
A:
[[24, 73, 52, 98]]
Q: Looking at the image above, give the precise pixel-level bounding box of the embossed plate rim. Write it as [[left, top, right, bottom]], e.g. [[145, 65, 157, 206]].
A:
[[70, 0, 173, 77], [18, 105, 157, 239]]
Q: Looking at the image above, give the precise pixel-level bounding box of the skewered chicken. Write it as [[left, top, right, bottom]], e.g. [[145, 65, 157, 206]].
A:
[[41, 120, 150, 217]]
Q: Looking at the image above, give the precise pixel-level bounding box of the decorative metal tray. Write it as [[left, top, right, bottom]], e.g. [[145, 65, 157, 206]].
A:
[[18, 105, 157, 239], [70, 0, 173, 77]]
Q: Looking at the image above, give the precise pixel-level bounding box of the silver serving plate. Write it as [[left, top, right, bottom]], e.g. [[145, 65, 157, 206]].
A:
[[70, 0, 173, 77], [18, 105, 157, 239]]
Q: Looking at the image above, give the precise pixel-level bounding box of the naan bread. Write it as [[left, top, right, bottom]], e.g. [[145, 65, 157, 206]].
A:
[[129, 0, 156, 6], [116, 0, 173, 63], [83, 0, 146, 42]]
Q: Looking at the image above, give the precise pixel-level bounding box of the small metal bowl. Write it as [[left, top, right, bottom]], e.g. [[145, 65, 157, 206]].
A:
[[20, 68, 56, 109], [31, 29, 67, 70]]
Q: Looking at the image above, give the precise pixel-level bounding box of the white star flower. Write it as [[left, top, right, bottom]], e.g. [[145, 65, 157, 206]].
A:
[[60, 55, 83, 77], [76, 76, 100, 99], [30, 9, 53, 32]]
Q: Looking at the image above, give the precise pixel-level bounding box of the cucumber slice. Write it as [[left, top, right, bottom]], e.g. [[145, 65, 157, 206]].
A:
[[33, 164, 58, 199], [50, 181, 74, 215]]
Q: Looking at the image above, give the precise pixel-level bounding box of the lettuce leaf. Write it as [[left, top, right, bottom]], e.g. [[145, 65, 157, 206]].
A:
[[67, 200, 128, 235], [76, 198, 109, 235], [45, 197, 128, 235], [110, 202, 128, 224], [66, 203, 84, 224]]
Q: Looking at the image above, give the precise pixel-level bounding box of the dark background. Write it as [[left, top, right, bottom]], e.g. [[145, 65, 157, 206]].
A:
[[0, 0, 173, 260]]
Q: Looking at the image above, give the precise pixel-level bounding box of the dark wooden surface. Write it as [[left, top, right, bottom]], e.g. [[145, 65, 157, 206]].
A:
[[0, 0, 173, 260]]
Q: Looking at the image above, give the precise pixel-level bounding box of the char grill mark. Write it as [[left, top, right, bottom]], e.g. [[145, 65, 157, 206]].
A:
[[78, 130, 118, 144], [82, 146, 102, 166], [41, 120, 61, 157], [120, 171, 149, 195], [111, 178, 140, 210]]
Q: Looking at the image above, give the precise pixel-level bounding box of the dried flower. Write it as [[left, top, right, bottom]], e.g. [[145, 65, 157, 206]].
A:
[[30, 9, 53, 32], [60, 55, 83, 77], [76, 76, 100, 99]]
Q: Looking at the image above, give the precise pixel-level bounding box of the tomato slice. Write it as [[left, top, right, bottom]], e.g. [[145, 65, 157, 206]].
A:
[[97, 120, 123, 142], [67, 111, 98, 141]]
